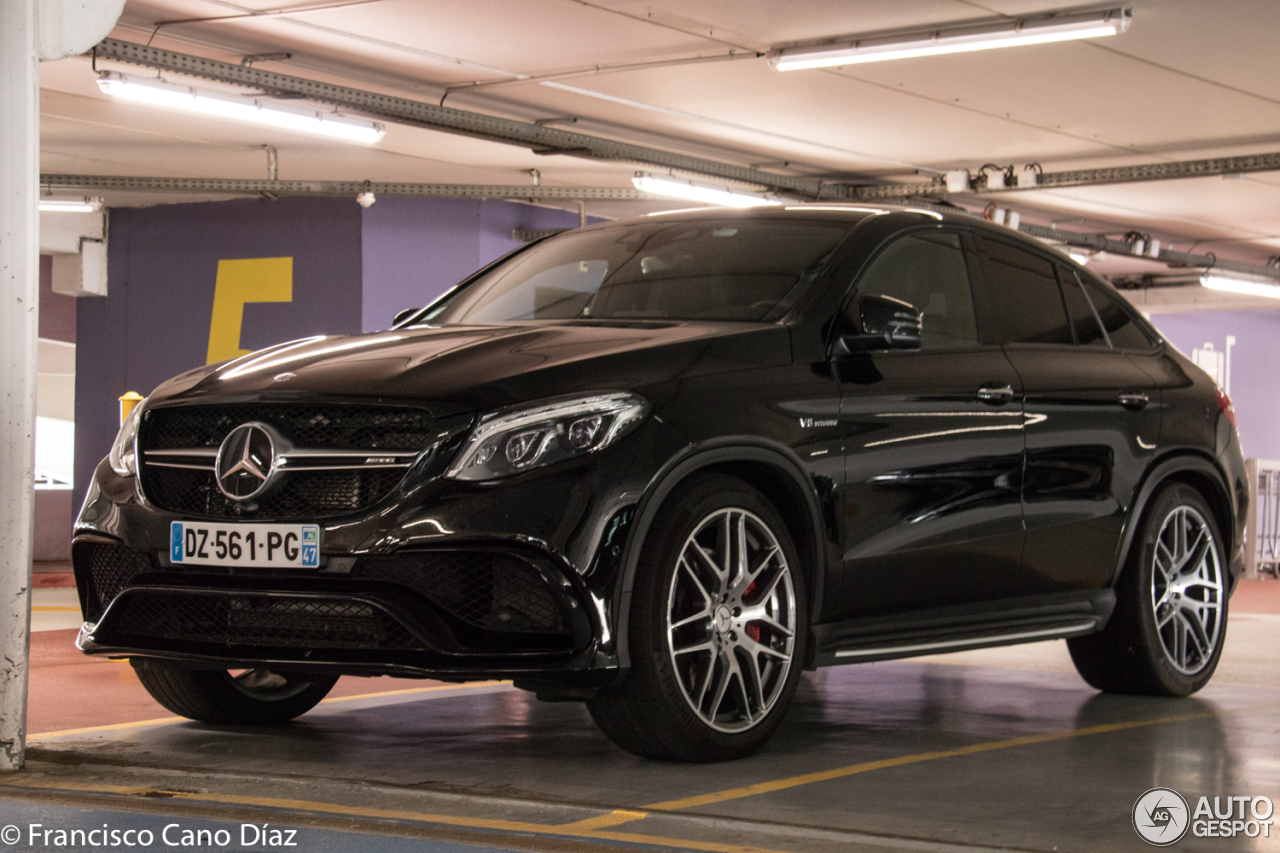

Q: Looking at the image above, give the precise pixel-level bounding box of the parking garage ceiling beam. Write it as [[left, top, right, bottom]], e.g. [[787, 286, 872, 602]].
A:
[[91, 38, 826, 199], [849, 151, 1280, 199]]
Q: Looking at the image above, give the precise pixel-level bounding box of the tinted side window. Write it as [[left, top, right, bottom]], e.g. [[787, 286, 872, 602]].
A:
[[852, 231, 979, 348], [1079, 277, 1157, 350], [973, 236, 1072, 345], [1058, 266, 1109, 347]]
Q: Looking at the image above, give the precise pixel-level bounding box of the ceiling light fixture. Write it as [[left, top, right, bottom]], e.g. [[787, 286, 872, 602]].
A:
[[769, 7, 1131, 70], [39, 198, 101, 212], [96, 71, 386, 144], [1200, 274, 1280, 300], [632, 173, 782, 208]]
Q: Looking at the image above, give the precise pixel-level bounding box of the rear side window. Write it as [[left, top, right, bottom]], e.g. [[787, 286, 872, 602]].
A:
[[973, 236, 1072, 345], [1079, 277, 1157, 350], [851, 231, 980, 348], [1058, 267, 1110, 347]]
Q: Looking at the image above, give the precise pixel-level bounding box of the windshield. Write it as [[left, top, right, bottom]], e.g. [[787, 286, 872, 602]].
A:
[[416, 219, 851, 324]]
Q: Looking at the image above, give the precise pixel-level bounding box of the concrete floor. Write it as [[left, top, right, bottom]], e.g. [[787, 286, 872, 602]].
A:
[[4, 576, 1280, 853]]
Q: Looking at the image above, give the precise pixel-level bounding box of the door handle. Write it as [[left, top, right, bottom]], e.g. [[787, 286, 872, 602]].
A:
[[1119, 391, 1150, 410], [977, 383, 1015, 405]]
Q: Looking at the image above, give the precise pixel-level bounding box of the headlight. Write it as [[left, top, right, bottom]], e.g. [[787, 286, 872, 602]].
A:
[[446, 393, 650, 481], [107, 400, 143, 477]]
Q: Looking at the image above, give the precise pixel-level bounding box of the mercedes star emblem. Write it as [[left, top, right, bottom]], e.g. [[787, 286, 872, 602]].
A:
[[215, 422, 276, 501]]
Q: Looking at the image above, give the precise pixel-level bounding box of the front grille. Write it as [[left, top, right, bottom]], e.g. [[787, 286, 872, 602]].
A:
[[106, 591, 423, 650], [140, 403, 433, 520], [144, 405, 434, 451], [145, 467, 404, 519], [73, 540, 159, 621], [355, 551, 567, 635]]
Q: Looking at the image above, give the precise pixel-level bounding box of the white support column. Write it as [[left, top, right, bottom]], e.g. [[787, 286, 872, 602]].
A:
[[0, 0, 39, 772]]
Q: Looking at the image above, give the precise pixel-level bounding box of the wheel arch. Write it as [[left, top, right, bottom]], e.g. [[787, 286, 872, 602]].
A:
[[613, 438, 829, 670], [1113, 451, 1236, 589]]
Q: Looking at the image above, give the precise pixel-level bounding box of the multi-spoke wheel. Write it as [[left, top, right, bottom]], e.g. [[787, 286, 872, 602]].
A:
[[1068, 484, 1229, 696], [1150, 505, 1225, 675], [667, 508, 797, 733], [589, 475, 807, 761], [133, 662, 338, 724]]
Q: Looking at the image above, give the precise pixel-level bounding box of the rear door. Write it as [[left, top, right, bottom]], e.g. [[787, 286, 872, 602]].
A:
[[837, 229, 1025, 619], [971, 235, 1159, 593]]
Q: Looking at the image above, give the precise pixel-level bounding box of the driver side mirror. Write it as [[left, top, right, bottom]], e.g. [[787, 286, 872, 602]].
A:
[[834, 294, 922, 355], [393, 307, 420, 327]]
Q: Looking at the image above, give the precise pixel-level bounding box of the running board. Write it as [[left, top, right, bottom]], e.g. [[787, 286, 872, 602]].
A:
[[828, 619, 1098, 663]]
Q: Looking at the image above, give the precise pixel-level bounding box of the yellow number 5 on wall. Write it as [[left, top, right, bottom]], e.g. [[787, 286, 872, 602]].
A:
[[206, 257, 293, 365]]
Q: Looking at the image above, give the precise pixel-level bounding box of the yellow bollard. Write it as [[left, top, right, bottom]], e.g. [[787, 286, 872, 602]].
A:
[[119, 391, 144, 425]]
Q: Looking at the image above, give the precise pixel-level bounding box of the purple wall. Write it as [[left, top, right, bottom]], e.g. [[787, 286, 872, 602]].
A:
[[359, 199, 588, 331], [1148, 310, 1280, 460], [75, 197, 364, 508]]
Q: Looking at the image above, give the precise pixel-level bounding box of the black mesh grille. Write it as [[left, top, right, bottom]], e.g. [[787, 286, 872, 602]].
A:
[[144, 405, 434, 451], [73, 541, 159, 621], [108, 591, 422, 650], [145, 467, 404, 520], [355, 552, 566, 634]]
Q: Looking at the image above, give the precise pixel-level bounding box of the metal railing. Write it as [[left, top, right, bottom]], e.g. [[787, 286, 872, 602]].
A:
[[1245, 459, 1280, 579]]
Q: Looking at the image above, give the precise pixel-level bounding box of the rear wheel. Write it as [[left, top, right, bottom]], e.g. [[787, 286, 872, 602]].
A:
[[589, 475, 807, 761], [133, 662, 338, 724], [1068, 483, 1228, 696]]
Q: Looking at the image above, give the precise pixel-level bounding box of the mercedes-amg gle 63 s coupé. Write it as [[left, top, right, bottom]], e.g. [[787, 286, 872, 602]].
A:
[[75, 205, 1246, 761]]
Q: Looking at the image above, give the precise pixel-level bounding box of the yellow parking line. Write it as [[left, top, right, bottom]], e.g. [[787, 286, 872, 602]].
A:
[[0, 781, 795, 853], [319, 680, 509, 705], [555, 809, 650, 831], [32, 606, 80, 612], [643, 708, 1227, 811], [27, 717, 188, 741], [28, 681, 512, 741]]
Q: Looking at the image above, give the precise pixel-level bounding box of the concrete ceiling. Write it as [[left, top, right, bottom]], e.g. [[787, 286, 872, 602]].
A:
[[36, 0, 1280, 280]]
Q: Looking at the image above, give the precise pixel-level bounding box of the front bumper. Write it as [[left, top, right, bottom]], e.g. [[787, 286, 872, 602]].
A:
[[73, 537, 607, 681]]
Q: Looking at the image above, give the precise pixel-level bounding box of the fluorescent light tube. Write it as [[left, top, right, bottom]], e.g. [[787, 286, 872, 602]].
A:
[[632, 173, 782, 208], [40, 198, 101, 212], [770, 7, 1130, 70], [1201, 274, 1280, 300], [97, 72, 386, 144]]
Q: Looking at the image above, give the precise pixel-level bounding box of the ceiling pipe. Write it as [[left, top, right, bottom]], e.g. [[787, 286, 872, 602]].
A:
[[39, 173, 663, 201], [90, 38, 823, 199]]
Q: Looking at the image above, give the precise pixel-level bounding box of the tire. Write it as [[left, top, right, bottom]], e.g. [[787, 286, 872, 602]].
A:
[[589, 474, 808, 761], [1068, 483, 1229, 696], [133, 662, 338, 724]]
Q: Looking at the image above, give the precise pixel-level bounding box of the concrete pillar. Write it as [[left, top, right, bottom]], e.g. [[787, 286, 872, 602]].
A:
[[0, 0, 39, 772], [1, 0, 123, 772]]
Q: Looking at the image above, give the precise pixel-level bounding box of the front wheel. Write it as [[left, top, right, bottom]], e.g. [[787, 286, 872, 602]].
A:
[[589, 475, 807, 761], [1068, 483, 1228, 696], [133, 662, 338, 724]]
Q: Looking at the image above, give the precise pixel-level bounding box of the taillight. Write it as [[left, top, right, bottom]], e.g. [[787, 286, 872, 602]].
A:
[[1216, 387, 1237, 428]]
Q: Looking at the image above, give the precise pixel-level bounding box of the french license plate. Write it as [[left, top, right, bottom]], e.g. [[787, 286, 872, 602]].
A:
[[170, 521, 320, 568]]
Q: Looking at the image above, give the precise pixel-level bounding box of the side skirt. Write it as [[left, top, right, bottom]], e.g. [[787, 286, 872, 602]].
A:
[[811, 590, 1114, 667]]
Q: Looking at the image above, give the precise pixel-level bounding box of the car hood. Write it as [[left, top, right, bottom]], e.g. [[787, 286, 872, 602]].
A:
[[147, 321, 793, 416]]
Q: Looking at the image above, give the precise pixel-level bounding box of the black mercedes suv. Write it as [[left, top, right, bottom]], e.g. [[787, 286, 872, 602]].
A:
[[74, 204, 1246, 761]]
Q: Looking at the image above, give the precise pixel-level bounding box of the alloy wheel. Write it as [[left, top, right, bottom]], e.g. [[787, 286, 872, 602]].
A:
[[1150, 505, 1224, 675], [666, 508, 797, 733]]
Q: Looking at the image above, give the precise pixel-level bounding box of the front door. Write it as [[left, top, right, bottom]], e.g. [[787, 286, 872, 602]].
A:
[[837, 230, 1025, 619]]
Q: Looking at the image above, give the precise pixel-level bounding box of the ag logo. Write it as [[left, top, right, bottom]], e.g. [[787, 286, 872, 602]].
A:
[[1134, 787, 1190, 846]]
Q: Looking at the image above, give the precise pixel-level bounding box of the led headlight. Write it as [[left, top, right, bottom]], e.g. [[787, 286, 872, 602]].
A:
[[446, 393, 650, 481], [108, 399, 144, 477]]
